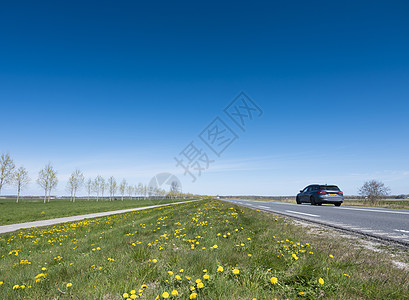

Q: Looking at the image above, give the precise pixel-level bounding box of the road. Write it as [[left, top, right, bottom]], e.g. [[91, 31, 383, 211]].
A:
[[222, 199, 409, 246]]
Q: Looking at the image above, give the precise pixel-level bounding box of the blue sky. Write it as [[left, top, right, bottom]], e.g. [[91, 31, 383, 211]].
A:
[[1, 1, 409, 196]]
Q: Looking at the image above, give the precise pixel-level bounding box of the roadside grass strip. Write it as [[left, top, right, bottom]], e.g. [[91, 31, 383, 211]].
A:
[[0, 199, 408, 299]]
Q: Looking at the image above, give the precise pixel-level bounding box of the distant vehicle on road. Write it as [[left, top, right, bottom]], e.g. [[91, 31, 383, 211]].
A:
[[296, 184, 344, 206]]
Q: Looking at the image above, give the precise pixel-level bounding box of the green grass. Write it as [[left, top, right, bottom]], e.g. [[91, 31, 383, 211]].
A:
[[0, 198, 192, 226], [0, 199, 408, 299]]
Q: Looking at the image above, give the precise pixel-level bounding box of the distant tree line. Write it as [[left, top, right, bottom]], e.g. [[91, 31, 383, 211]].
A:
[[0, 153, 190, 204]]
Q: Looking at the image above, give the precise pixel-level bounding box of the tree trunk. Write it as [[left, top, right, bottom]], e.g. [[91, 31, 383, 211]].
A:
[[44, 189, 47, 204], [16, 186, 20, 204]]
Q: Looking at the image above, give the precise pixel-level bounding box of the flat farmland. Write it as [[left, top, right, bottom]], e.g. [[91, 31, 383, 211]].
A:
[[0, 199, 408, 299], [0, 198, 190, 226]]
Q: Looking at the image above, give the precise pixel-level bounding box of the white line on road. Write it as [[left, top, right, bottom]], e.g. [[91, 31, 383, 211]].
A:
[[394, 229, 409, 234], [338, 207, 409, 215], [285, 210, 320, 218]]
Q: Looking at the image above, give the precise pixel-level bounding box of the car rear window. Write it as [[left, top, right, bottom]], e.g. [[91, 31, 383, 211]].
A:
[[319, 185, 340, 191]]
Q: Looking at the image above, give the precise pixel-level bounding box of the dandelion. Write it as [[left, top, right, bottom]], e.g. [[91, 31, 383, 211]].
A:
[[190, 293, 197, 299], [130, 295, 137, 299], [248, 254, 252, 257], [123, 293, 129, 298], [0, 281, 3, 285], [42, 267, 47, 271], [175, 275, 182, 280], [203, 269, 207, 273], [162, 291, 169, 298], [203, 274, 210, 280], [179, 269, 184, 273], [232, 268, 240, 275], [299, 292, 305, 295], [66, 283, 72, 287], [292, 254, 299, 260], [13, 285, 19, 290], [217, 266, 224, 272], [319, 277, 324, 285], [168, 271, 174, 276], [130, 290, 136, 294], [343, 273, 350, 278], [152, 259, 158, 263], [270, 277, 278, 285], [171, 290, 178, 296], [329, 254, 334, 258], [197, 282, 204, 289]]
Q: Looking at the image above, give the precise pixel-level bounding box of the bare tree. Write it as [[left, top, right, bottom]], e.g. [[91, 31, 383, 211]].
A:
[[100, 177, 106, 200], [47, 169, 58, 202], [108, 176, 117, 201], [0, 153, 15, 195], [37, 163, 57, 203], [14, 166, 30, 203], [119, 179, 127, 201], [86, 178, 92, 201], [93, 176, 103, 201], [67, 174, 75, 202], [358, 180, 390, 205], [169, 180, 181, 199], [66, 170, 84, 202], [127, 185, 134, 199]]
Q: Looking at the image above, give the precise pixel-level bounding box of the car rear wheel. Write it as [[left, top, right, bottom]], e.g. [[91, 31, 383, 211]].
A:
[[296, 196, 301, 204], [310, 196, 316, 205], [334, 203, 341, 207]]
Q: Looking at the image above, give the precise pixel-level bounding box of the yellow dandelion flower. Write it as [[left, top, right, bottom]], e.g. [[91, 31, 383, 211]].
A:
[[152, 259, 158, 263], [66, 283, 72, 288], [130, 295, 137, 299], [299, 292, 305, 295], [171, 290, 178, 296], [203, 269, 207, 273], [232, 268, 240, 275], [13, 285, 19, 290], [130, 290, 136, 294], [162, 292, 169, 298], [343, 273, 350, 278], [217, 266, 224, 272], [197, 282, 204, 289], [179, 269, 184, 273], [190, 293, 197, 299], [270, 277, 278, 285], [319, 277, 324, 285], [203, 274, 210, 280], [168, 271, 174, 276], [175, 275, 181, 280], [292, 254, 299, 260], [329, 254, 334, 258]]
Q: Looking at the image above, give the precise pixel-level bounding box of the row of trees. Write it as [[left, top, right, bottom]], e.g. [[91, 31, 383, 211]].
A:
[[0, 153, 184, 203]]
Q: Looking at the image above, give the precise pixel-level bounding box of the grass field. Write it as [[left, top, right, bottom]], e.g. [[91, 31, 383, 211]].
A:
[[0, 198, 191, 226], [0, 199, 407, 299]]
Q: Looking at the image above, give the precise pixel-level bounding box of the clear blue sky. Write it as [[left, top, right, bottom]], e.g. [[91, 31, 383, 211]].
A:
[[1, 1, 408, 196]]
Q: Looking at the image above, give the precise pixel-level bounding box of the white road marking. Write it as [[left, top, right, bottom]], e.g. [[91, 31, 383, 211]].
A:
[[285, 210, 320, 218], [338, 207, 409, 215], [394, 229, 409, 234], [259, 205, 270, 209]]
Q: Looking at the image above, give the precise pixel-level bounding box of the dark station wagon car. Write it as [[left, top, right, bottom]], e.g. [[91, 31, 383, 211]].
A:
[[296, 184, 344, 206]]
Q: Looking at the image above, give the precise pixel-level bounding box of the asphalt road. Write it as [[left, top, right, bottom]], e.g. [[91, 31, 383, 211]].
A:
[[222, 199, 409, 246]]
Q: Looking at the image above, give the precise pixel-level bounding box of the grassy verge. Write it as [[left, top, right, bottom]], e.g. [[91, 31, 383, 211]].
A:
[[0, 198, 191, 226], [0, 199, 408, 299]]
